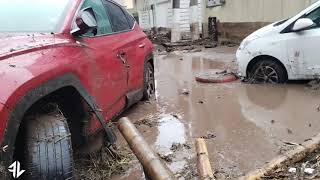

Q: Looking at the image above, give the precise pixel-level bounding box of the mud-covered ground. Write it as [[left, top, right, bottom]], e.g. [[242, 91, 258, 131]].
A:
[[110, 46, 320, 180]]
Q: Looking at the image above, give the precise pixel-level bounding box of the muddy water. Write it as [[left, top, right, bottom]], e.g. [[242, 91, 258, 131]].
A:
[[114, 46, 320, 179]]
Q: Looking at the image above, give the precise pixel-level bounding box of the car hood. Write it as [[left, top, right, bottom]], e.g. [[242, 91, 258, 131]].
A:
[[0, 33, 72, 60], [247, 23, 281, 39]]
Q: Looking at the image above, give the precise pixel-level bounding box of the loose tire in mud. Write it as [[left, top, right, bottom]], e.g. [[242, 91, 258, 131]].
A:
[[195, 70, 238, 83], [23, 112, 73, 179], [248, 59, 287, 84], [143, 62, 155, 100]]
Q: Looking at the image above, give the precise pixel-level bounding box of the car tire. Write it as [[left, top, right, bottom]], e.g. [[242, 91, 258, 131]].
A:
[[142, 62, 155, 100], [248, 59, 287, 83], [23, 112, 73, 180]]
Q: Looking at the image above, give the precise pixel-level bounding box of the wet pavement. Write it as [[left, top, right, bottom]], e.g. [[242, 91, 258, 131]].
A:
[[113, 46, 320, 179]]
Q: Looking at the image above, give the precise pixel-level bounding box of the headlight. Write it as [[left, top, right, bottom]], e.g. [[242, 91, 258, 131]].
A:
[[239, 35, 260, 50]]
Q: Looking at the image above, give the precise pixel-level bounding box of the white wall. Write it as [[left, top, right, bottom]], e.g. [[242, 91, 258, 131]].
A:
[[205, 0, 319, 23]]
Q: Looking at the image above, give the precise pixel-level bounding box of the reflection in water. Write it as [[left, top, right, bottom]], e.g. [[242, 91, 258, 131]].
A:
[[245, 84, 288, 110], [155, 114, 186, 152]]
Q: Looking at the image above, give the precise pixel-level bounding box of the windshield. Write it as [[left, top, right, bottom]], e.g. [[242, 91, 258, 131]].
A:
[[0, 0, 72, 33]]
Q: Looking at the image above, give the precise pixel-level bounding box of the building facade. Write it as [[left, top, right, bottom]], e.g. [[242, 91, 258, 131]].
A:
[[128, 0, 203, 41]]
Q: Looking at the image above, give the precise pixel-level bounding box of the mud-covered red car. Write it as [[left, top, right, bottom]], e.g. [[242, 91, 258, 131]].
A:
[[0, 0, 154, 179]]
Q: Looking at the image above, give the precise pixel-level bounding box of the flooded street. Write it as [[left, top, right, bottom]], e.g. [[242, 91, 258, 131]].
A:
[[114, 46, 320, 179]]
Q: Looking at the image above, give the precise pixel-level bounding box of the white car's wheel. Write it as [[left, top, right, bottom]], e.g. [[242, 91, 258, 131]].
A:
[[248, 59, 287, 83]]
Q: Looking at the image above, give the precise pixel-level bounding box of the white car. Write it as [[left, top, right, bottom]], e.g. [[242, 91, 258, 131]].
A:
[[237, 1, 320, 83]]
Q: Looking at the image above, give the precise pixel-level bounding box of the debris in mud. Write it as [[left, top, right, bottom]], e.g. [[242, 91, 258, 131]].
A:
[[287, 128, 293, 134], [0, 162, 5, 174], [134, 118, 159, 128], [242, 133, 320, 180], [9, 64, 16, 68], [307, 79, 320, 90], [271, 120, 275, 124], [170, 142, 192, 152], [288, 167, 296, 173], [158, 152, 174, 163], [317, 105, 320, 112], [263, 149, 320, 179], [171, 114, 181, 119], [195, 69, 238, 83], [197, 100, 204, 104], [9, 48, 16, 52], [159, 38, 216, 52], [200, 132, 216, 139], [176, 164, 198, 179], [74, 146, 133, 180], [181, 89, 190, 95], [282, 141, 300, 146]]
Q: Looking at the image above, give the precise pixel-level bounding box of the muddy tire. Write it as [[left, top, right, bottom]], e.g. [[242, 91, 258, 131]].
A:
[[23, 113, 73, 180], [142, 62, 155, 100], [248, 59, 287, 83]]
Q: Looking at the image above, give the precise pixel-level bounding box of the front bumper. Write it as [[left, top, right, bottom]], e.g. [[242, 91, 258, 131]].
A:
[[236, 48, 252, 78]]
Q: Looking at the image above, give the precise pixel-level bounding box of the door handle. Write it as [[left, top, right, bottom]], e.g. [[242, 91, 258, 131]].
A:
[[117, 51, 127, 64], [139, 43, 145, 48]]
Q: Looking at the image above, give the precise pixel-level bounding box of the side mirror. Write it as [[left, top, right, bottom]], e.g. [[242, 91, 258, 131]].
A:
[[71, 7, 97, 36], [292, 18, 314, 32]]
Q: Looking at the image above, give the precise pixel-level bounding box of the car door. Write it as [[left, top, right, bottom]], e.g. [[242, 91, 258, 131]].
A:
[[103, 1, 147, 91], [77, 0, 128, 118], [285, 7, 320, 78]]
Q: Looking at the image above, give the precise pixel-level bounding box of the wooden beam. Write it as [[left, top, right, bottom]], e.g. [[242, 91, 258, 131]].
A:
[[196, 138, 214, 180]]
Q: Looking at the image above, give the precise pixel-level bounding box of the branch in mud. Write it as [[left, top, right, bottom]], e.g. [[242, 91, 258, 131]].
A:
[[239, 132, 320, 180]]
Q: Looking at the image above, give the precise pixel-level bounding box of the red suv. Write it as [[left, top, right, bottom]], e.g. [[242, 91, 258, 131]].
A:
[[0, 0, 154, 179]]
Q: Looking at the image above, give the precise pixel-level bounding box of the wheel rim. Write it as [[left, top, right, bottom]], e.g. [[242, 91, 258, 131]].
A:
[[145, 65, 155, 98], [251, 63, 279, 83]]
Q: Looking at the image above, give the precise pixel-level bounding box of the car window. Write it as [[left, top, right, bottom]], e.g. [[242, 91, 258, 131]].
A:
[[81, 0, 113, 36], [124, 10, 135, 28], [104, 1, 130, 32], [306, 7, 320, 27]]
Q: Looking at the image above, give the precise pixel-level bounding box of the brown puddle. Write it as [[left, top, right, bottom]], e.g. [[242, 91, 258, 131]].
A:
[[113, 46, 320, 179]]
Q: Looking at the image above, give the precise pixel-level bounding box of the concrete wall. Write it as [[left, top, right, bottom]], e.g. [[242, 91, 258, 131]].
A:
[[204, 0, 319, 42]]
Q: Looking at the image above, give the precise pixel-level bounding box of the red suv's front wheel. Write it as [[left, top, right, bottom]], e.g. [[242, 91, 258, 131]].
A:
[[23, 112, 74, 179]]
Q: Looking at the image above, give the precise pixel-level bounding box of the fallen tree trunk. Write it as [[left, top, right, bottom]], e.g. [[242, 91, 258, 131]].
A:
[[196, 138, 214, 180], [118, 117, 176, 180], [240, 133, 320, 180]]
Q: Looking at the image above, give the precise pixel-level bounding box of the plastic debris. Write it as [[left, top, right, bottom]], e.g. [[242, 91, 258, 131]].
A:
[[304, 168, 315, 175], [288, 167, 296, 173]]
